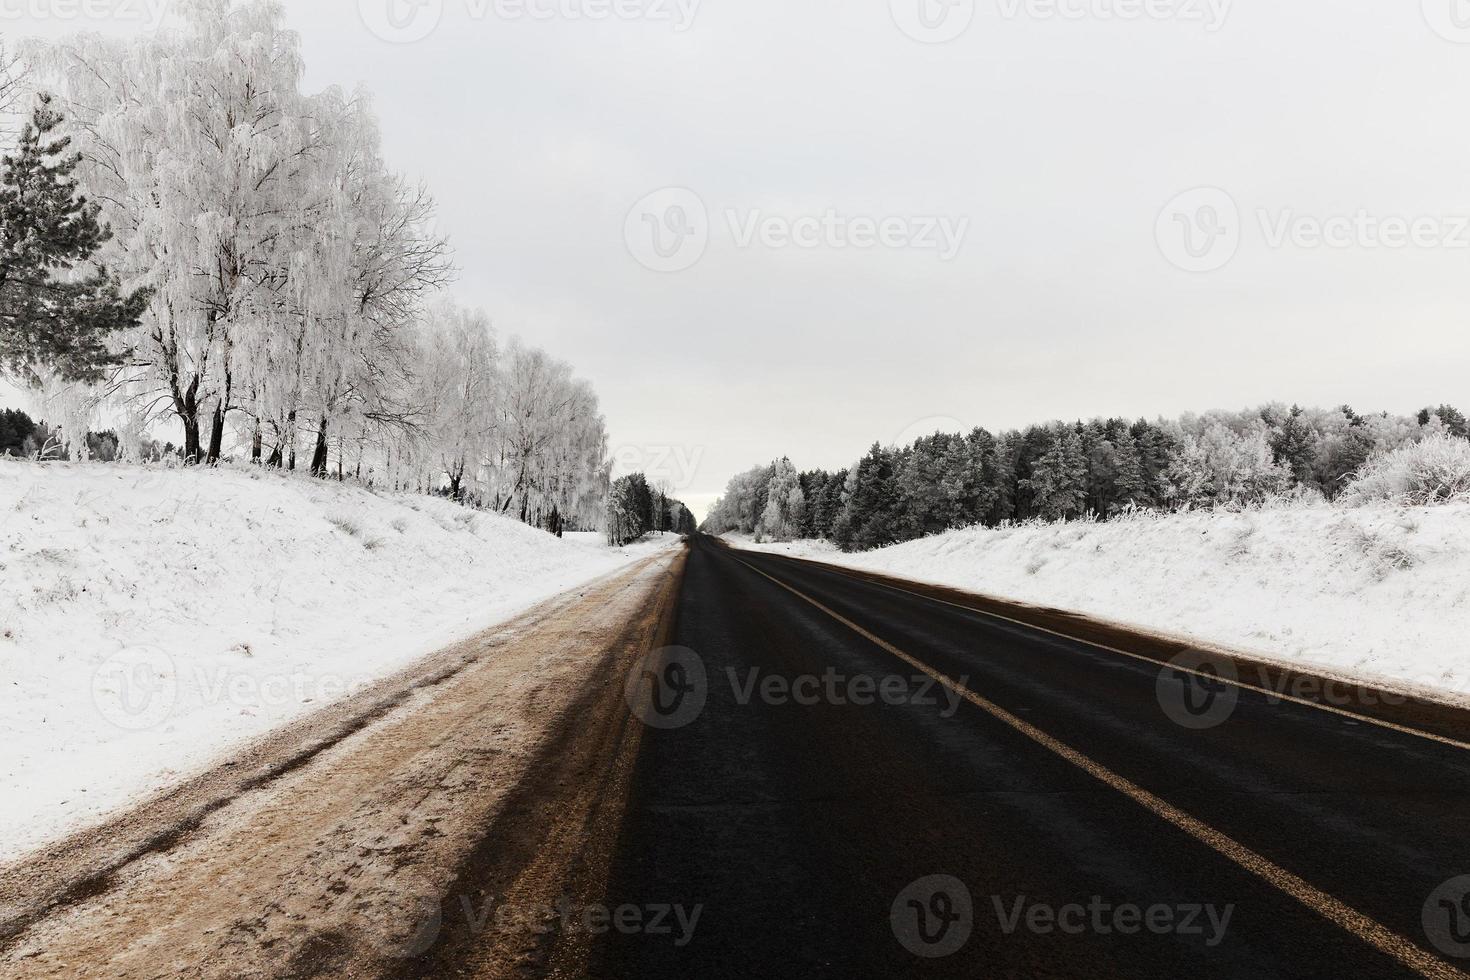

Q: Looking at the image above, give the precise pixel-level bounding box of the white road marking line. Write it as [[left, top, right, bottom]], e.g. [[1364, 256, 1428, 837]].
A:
[[735, 556, 1470, 980], [762, 553, 1470, 754]]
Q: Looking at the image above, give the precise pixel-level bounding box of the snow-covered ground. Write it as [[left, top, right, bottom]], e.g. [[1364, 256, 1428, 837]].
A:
[[0, 461, 679, 863], [730, 502, 1470, 701]]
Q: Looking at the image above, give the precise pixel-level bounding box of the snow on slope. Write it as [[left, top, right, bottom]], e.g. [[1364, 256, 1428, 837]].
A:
[[733, 503, 1470, 700], [0, 461, 678, 862]]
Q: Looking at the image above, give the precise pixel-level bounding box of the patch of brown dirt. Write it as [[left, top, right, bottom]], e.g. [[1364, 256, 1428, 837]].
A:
[[0, 548, 684, 980]]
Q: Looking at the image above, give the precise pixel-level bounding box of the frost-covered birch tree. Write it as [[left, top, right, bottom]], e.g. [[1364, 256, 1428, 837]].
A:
[[15, 2, 610, 535], [756, 457, 803, 541], [0, 40, 25, 130], [488, 339, 609, 527], [42, 3, 449, 469], [411, 300, 499, 499], [42, 1, 322, 462]]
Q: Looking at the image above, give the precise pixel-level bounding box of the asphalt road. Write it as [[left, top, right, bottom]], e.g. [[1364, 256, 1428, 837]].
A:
[[591, 535, 1470, 980]]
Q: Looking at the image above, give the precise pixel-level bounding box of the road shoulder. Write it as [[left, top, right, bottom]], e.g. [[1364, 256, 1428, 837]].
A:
[[0, 545, 685, 979], [729, 541, 1470, 750]]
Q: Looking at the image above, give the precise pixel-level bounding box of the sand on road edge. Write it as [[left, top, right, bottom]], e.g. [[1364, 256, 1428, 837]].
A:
[[0, 545, 686, 979]]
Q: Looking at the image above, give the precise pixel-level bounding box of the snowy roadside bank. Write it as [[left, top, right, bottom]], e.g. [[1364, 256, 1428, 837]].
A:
[[728, 503, 1470, 701], [0, 462, 680, 863]]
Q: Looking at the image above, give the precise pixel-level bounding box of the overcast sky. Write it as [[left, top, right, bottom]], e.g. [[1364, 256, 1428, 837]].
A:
[[10, 0, 1470, 518]]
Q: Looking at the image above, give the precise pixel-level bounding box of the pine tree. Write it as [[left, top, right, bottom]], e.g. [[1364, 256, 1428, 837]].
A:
[[1131, 419, 1176, 507], [1268, 405, 1320, 489], [1110, 433, 1147, 509], [1082, 421, 1117, 514], [897, 435, 963, 537], [1423, 405, 1468, 439], [796, 470, 828, 537], [0, 406, 36, 454], [1020, 425, 1088, 521], [0, 95, 148, 384], [606, 472, 654, 545], [844, 444, 902, 551], [1320, 426, 1375, 498], [1010, 424, 1058, 520], [956, 427, 1003, 527], [812, 469, 847, 539]]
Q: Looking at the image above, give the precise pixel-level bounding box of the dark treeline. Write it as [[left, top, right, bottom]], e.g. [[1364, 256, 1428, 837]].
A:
[[0, 408, 125, 461], [606, 472, 698, 546], [0, 408, 254, 464], [703, 403, 1470, 552], [0, 407, 36, 456]]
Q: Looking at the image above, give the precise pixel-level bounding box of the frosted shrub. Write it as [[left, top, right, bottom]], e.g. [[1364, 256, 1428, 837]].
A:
[[327, 515, 363, 538], [1342, 434, 1470, 505]]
